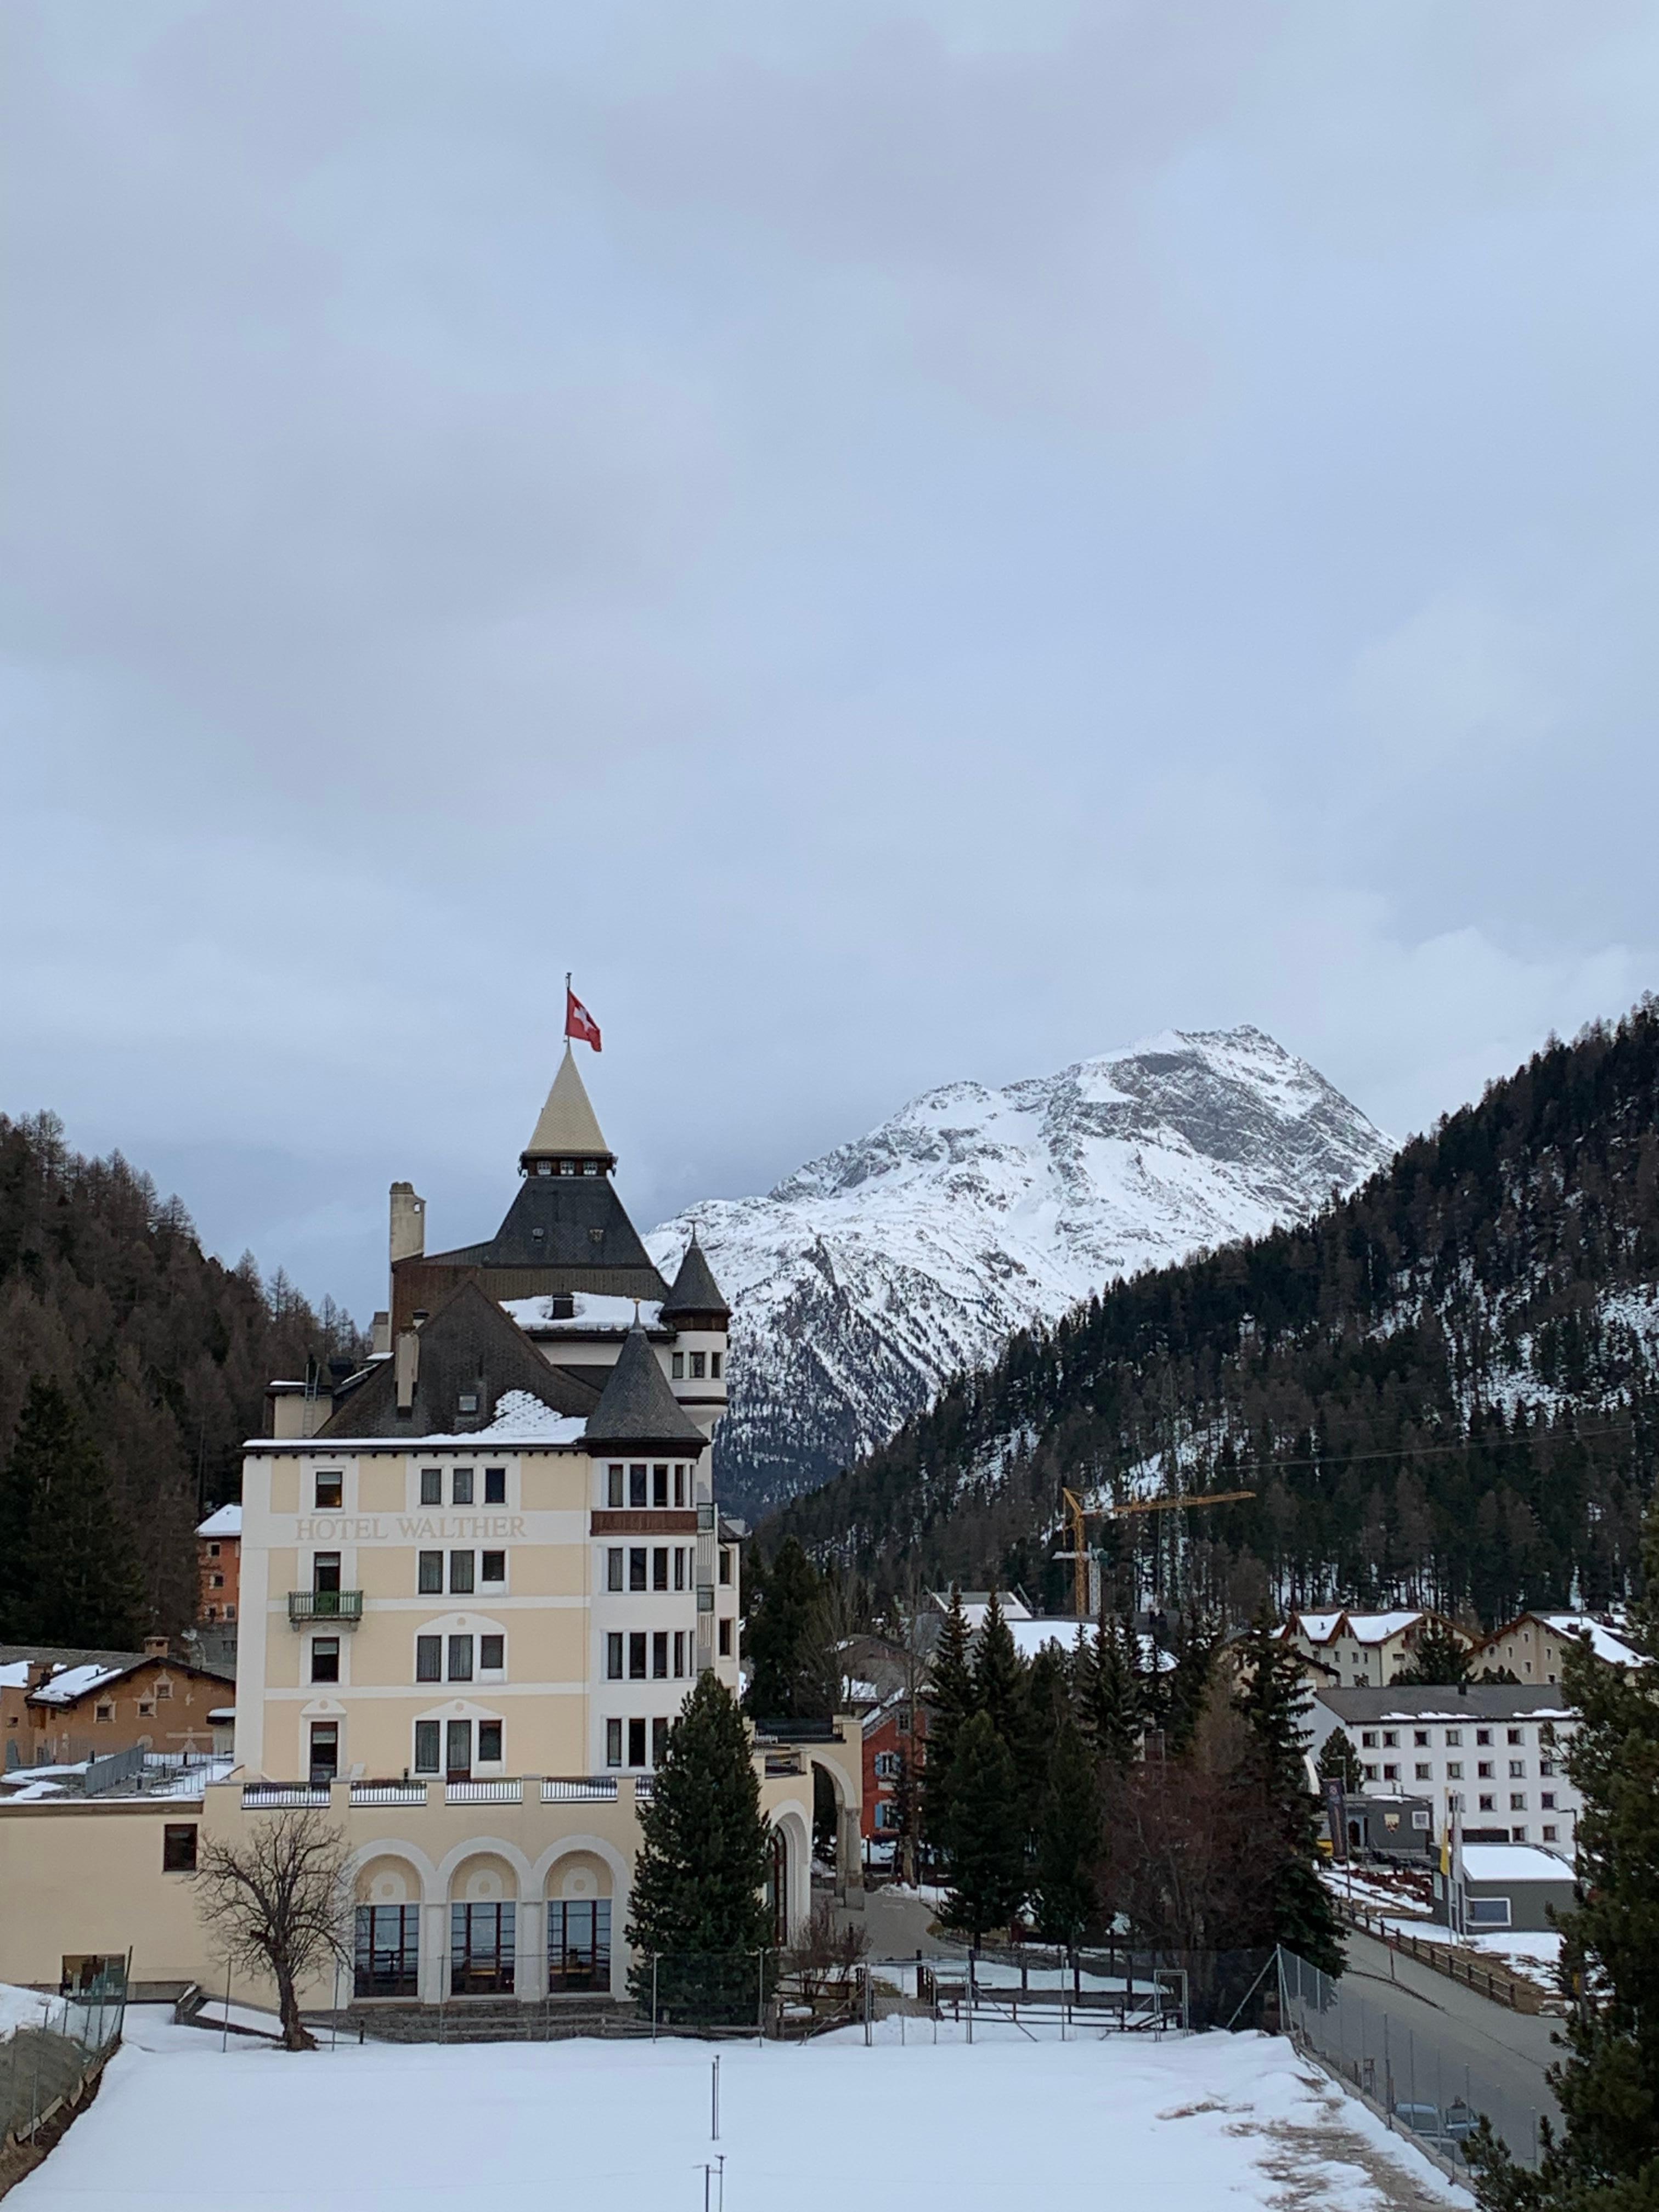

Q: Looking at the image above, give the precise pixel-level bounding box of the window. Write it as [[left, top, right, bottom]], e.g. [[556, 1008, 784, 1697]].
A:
[[672, 1352, 685, 1379], [1509, 1760, 1526, 1779], [208, 1542, 221, 1558], [1477, 1761, 1494, 1779], [1476, 1729, 1492, 1746], [421, 1468, 442, 1505], [718, 1618, 732, 1658], [1510, 1793, 1527, 1811], [313, 1551, 341, 1594], [450, 1551, 475, 1594], [719, 1548, 732, 1587], [1543, 1825, 1559, 1842], [607, 1549, 623, 1592], [608, 1465, 624, 1508], [453, 1468, 474, 1505], [484, 1468, 506, 1505], [710, 1352, 722, 1380], [225, 1606, 235, 1621], [1448, 1792, 1464, 1812], [138, 1699, 155, 1717], [1541, 1791, 1556, 1810], [315, 1472, 343, 1509], [356, 1904, 420, 1998], [162, 1824, 198, 1873], [446, 1719, 472, 1778], [419, 1551, 443, 1594], [477, 1720, 503, 1764], [450, 1901, 514, 1995], [674, 1548, 686, 1592], [652, 1718, 669, 1766], [674, 1466, 686, 1508], [628, 1718, 646, 1767], [1447, 1761, 1463, 1780], [606, 1719, 623, 1768], [1383, 1763, 1399, 1781], [629, 1633, 647, 1681], [607, 1633, 623, 1680], [697, 1584, 715, 1614], [448, 1636, 473, 1683], [1414, 1731, 1429, 1748], [311, 1638, 341, 1684], [1444, 1729, 1461, 1747], [629, 1465, 648, 1509], [652, 1632, 668, 1679], [629, 1548, 647, 1592], [416, 1636, 442, 1682], [1361, 1731, 1378, 1748], [874, 1801, 900, 1831], [211, 1573, 224, 1589], [1414, 1762, 1431, 1781], [458, 1393, 478, 1415], [309, 1723, 339, 1783], [548, 1899, 611, 1993], [1541, 1757, 1558, 1778], [94, 1702, 114, 1724], [1381, 1730, 1398, 1748], [415, 1720, 441, 1774], [653, 1465, 668, 1509], [874, 1750, 901, 1781], [1507, 1728, 1524, 1746], [690, 1352, 706, 1379], [1479, 1793, 1495, 1812], [653, 1548, 668, 1592], [479, 1635, 505, 1672], [673, 1631, 685, 1678], [155, 1680, 172, 1701], [1468, 1898, 1511, 1928], [481, 1551, 505, 1584]]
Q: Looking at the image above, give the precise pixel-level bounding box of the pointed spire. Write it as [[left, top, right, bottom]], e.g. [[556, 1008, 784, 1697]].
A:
[[661, 1228, 730, 1323], [586, 1322, 705, 1446], [522, 1045, 612, 1169]]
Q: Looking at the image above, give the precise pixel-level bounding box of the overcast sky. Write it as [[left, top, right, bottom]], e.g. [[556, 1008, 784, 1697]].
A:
[[5, 1, 1658, 1322]]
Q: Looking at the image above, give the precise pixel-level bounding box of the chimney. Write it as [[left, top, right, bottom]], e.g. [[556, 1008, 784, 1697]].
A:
[[394, 1328, 420, 1412], [390, 1183, 426, 1265], [143, 1634, 170, 1661], [26, 1661, 52, 1693], [371, 1310, 391, 1357]]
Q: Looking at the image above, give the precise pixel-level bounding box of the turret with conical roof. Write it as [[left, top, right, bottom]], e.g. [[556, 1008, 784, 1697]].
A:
[[521, 1045, 614, 1175], [586, 1321, 707, 1448], [661, 1229, 730, 1327]]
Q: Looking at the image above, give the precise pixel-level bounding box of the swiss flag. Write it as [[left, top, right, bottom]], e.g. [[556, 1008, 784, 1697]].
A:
[[565, 986, 602, 1051]]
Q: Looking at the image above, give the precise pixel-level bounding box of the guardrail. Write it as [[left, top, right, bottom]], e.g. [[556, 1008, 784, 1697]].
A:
[[445, 1779, 523, 1805], [350, 1782, 428, 1807], [287, 1591, 364, 1627], [1337, 1900, 1543, 2013], [242, 1784, 331, 1809], [541, 1778, 619, 1802]]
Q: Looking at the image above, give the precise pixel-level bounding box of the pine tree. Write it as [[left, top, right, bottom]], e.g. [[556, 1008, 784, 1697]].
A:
[[1030, 1712, 1101, 1949], [1469, 1498, 1659, 2212], [974, 1585, 1027, 1747], [1233, 1618, 1344, 1977], [923, 1586, 977, 1864], [1317, 1725, 1364, 1792], [1014, 1643, 1069, 1843], [1393, 1623, 1472, 1686], [742, 1537, 828, 1720], [1083, 1613, 1144, 1770], [943, 1711, 1026, 1945], [1164, 1608, 1222, 1758], [626, 1673, 774, 2022], [2, 1377, 146, 1646]]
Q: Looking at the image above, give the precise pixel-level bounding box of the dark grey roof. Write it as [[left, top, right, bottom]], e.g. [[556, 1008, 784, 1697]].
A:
[[585, 1323, 707, 1448], [318, 1280, 598, 1440], [661, 1233, 729, 1321], [1312, 1685, 1576, 1720], [431, 1173, 667, 1293]]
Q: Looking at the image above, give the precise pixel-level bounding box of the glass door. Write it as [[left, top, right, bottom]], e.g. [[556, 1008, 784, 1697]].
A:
[[450, 1903, 515, 1995], [445, 1719, 472, 1781], [548, 1900, 611, 1992], [354, 1905, 420, 1997]]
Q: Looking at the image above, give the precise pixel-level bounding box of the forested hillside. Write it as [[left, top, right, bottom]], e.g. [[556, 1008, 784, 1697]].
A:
[[0, 1113, 364, 1639], [774, 1005, 1659, 1628]]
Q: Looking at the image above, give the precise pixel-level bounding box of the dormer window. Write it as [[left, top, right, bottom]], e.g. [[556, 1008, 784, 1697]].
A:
[[583, 1161, 599, 1176], [561, 1160, 576, 1176], [536, 1161, 552, 1176], [458, 1393, 479, 1415], [531, 1227, 545, 1243]]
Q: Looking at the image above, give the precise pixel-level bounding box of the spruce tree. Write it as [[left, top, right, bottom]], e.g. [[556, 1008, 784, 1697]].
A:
[[3, 1377, 146, 1647], [923, 1586, 977, 1864], [1030, 1711, 1101, 1949], [626, 1673, 774, 2022], [974, 1585, 1027, 1747], [943, 1711, 1026, 1946], [1164, 1607, 1222, 1757], [1393, 1623, 1472, 1686], [1015, 1643, 1069, 1843], [1469, 1500, 1659, 2212], [1233, 1618, 1344, 1977], [742, 1537, 827, 1720], [1084, 1613, 1144, 1770], [1317, 1725, 1364, 1792]]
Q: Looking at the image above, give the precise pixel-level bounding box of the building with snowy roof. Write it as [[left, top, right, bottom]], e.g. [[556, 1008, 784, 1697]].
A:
[[1435, 1841, 1577, 1935], [1475, 1610, 1647, 1685], [196, 1502, 242, 1627], [1279, 1607, 1474, 1689]]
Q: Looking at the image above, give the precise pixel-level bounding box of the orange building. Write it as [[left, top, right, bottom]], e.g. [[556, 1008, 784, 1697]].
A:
[[196, 1504, 242, 1624], [13, 1639, 234, 1765]]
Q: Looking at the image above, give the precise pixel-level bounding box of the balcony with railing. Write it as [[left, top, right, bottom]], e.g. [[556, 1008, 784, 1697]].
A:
[[287, 1589, 364, 1628]]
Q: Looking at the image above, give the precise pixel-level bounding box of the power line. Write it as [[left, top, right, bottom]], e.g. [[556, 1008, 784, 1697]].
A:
[[1114, 1417, 1649, 1489]]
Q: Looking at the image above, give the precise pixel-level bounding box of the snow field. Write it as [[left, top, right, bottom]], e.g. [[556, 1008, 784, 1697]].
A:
[[15, 2018, 1469, 2212], [0, 1983, 54, 2040]]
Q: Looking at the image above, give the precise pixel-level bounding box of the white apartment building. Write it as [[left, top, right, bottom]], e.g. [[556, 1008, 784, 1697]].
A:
[[1308, 1685, 1580, 1857]]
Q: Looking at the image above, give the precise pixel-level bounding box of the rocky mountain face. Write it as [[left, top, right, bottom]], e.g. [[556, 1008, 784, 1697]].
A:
[[648, 1026, 1395, 1518]]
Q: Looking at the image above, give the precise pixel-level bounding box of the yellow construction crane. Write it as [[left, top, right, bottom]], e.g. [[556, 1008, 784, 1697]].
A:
[[1057, 1485, 1257, 1620]]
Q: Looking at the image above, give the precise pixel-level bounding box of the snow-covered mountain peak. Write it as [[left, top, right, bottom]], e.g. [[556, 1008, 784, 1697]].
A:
[[649, 1026, 1393, 1516]]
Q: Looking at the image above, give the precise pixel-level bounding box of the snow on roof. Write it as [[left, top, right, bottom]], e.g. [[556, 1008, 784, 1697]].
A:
[[30, 1664, 127, 1706], [207, 1707, 235, 1723], [1462, 1844, 1575, 1883], [1006, 1619, 1090, 1660], [1290, 1609, 1423, 1645], [196, 1504, 242, 1539], [479, 1392, 588, 1442], [0, 1661, 31, 1690], [502, 1293, 664, 1334], [1537, 1615, 1648, 1667]]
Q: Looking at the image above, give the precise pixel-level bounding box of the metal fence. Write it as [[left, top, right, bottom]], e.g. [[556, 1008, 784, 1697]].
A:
[[1278, 1946, 1547, 2174], [2, 1961, 128, 2151]]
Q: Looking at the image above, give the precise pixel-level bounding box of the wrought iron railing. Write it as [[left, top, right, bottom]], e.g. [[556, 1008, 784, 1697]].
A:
[[287, 1590, 364, 1627]]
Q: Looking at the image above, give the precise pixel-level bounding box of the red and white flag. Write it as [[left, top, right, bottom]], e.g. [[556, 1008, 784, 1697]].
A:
[[565, 985, 602, 1051]]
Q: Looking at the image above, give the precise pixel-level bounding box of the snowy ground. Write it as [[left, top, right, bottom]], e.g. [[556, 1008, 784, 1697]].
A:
[[12, 2013, 1469, 2212], [0, 1983, 54, 2039]]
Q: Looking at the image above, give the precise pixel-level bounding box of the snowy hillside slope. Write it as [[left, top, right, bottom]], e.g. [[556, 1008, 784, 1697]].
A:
[[648, 1026, 1394, 1515]]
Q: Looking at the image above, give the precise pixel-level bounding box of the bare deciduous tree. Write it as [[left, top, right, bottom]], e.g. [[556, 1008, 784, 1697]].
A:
[[193, 1809, 352, 2050]]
